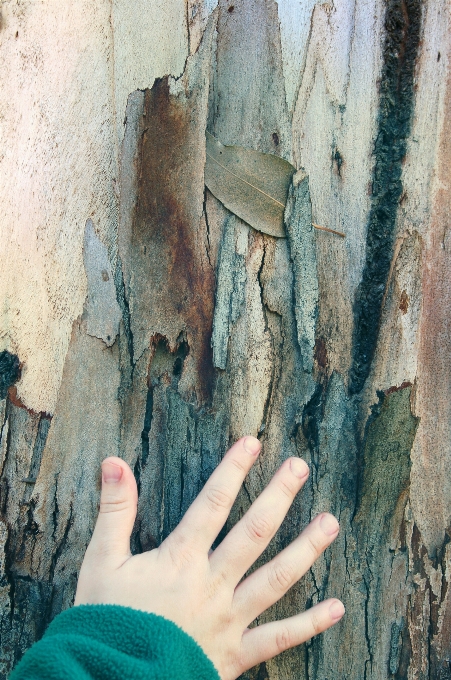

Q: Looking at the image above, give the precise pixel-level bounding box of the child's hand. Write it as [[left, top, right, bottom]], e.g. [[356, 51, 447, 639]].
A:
[[75, 437, 344, 680]]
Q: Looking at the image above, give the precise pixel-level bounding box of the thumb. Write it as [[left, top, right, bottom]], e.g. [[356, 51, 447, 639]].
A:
[[88, 457, 138, 563]]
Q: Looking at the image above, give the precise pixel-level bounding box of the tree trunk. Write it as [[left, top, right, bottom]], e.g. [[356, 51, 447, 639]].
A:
[[1, 1, 450, 678]]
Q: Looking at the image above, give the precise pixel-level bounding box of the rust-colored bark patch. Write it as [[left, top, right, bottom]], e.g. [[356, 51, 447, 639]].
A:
[[7, 386, 52, 419], [385, 381, 412, 395], [412, 46, 451, 548], [127, 75, 216, 403], [409, 53, 451, 677], [399, 289, 409, 314]]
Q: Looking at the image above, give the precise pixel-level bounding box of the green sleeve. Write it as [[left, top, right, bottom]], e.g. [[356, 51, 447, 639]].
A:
[[9, 604, 220, 680]]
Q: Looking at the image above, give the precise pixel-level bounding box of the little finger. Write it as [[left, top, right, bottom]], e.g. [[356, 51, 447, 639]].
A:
[[239, 599, 345, 672]]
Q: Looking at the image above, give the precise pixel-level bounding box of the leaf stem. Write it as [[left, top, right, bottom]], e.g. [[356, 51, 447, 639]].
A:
[[312, 223, 346, 238]]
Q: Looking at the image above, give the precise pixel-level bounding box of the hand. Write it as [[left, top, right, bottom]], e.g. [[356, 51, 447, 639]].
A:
[[75, 437, 344, 679]]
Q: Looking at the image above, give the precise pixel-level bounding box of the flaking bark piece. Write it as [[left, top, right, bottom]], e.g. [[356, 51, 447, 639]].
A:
[[83, 219, 122, 347], [284, 170, 318, 371]]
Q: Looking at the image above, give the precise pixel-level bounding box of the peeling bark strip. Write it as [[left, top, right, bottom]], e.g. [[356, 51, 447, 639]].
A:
[[284, 171, 318, 373], [408, 523, 451, 680], [83, 220, 121, 347], [0, 401, 52, 677], [350, 0, 422, 395], [120, 20, 217, 404]]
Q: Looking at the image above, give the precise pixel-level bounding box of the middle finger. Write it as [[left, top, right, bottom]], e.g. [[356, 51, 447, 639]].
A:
[[209, 457, 309, 584]]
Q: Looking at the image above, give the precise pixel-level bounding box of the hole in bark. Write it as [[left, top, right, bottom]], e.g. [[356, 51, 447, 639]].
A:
[[148, 335, 190, 388], [173, 357, 183, 377]]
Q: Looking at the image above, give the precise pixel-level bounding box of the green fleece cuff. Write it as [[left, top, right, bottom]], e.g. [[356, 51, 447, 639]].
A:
[[10, 604, 220, 680]]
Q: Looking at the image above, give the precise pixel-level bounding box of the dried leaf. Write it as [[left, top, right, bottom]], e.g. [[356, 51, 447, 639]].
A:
[[204, 131, 296, 238]]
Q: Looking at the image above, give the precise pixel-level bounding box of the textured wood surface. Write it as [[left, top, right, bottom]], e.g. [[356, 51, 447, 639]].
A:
[[1, 1, 451, 678]]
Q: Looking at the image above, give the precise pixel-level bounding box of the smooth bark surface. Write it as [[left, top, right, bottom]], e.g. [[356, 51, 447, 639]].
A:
[[1, 1, 450, 678]]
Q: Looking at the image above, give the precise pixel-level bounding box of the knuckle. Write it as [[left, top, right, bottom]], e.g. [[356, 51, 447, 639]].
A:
[[164, 535, 194, 570], [204, 485, 233, 513], [278, 476, 297, 499], [304, 532, 322, 561], [210, 568, 229, 592], [99, 497, 133, 514], [310, 609, 323, 636], [268, 561, 296, 593], [229, 456, 247, 474], [86, 540, 116, 561], [275, 625, 293, 653], [244, 512, 275, 543]]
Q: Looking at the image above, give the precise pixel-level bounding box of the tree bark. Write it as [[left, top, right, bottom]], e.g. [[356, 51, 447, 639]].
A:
[[1, 1, 450, 678]]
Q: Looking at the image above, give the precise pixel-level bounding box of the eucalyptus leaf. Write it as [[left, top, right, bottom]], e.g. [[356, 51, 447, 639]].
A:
[[204, 131, 296, 238]]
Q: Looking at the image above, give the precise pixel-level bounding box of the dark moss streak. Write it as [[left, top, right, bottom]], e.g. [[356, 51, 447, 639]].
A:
[[350, 0, 422, 394], [0, 352, 20, 400]]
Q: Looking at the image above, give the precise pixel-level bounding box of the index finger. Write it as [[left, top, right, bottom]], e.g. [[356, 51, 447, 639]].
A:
[[169, 436, 261, 551]]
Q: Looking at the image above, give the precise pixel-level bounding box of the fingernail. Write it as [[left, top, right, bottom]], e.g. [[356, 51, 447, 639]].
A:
[[329, 600, 345, 620], [102, 461, 123, 483], [320, 513, 339, 536], [243, 436, 261, 456], [290, 458, 309, 479]]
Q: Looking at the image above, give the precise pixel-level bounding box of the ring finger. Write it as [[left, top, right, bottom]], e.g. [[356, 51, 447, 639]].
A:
[[232, 512, 339, 625]]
